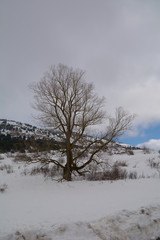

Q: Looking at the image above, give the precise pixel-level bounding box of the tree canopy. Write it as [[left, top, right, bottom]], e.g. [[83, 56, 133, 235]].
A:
[[31, 64, 134, 181]]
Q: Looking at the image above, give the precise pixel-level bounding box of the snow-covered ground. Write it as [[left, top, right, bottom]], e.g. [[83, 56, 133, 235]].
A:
[[0, 150, 160, 240]]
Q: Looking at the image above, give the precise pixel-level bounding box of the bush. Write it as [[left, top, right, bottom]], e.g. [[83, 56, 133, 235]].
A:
[[86, 162, 138, 181], [0, 154, 4, 160], [127, 150, 134, 155], [0, 164, 13, 174], [103, 166, 128, 180], [0, 184, 7, 193], [143, 147, 150, 154], [22, 165, 63, 178], [14, 153, 31, 162], [148, 158, 160, 169], [114, 161, 128, 167], [87, 165, 128, 181], [128, 171, 137, 179]]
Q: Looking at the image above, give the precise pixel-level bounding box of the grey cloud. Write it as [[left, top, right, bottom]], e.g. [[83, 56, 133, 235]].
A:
[[1, 0, 160, 128]]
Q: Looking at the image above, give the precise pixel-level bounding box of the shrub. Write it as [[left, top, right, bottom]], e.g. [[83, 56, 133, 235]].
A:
[[14, 153, 31, 162], [114, 161, 128, 167], [0, 155, 4, 160], [103, 166, 128, 180], [0, 164, 13, 174], [87, 165, 128, 181], [143, 146, 150, 154], [27, 165, 62, 178], [128, 171, 137, 179], [0, 184, 7, 193], [86, 162, 138, 181], [148, 158, 160, 169], [127, 150, 134, 155]]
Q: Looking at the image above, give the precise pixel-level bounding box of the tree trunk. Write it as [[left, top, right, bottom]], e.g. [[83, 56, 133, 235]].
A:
[[63, 133, 73, 181], [63, 147, 72, 181], [63, 164, 72, 181]]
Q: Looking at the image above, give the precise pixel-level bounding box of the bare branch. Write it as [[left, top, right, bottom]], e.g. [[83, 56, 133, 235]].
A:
[[30, 64, 135, 181]]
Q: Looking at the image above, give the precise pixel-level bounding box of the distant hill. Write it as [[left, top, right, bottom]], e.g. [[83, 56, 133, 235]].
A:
[[0, 119, 65, 153], [0, 119, 138, 153], [0, 119, 65, 140]]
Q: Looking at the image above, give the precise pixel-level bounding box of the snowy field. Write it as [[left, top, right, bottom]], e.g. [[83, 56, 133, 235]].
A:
[[0, 150, 160, 240]]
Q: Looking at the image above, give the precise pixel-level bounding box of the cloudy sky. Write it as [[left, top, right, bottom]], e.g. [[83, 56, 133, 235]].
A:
[[1, 0, 160, 149]]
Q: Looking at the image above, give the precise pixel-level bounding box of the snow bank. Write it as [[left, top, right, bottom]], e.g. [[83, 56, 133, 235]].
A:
[[1, 205, 160, 240], [0, 150, 160, 239], [0, 177, 160, 239]]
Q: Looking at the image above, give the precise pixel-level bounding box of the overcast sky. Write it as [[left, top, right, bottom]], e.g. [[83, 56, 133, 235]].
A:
[[1, 0, 160, 149]]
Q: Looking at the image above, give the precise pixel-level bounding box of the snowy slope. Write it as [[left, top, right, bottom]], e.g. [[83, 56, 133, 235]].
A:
[[0, 119, 64, 141], [0, 150, 160, 240], [101, 149, 160, 179]]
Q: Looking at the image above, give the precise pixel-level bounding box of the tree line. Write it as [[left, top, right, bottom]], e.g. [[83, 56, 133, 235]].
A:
[[0, 134, 62, 153]]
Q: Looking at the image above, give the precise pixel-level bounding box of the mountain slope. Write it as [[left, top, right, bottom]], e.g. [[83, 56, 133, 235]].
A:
[[0, 119, 65, 152], [0, 119, 63, 140], [0, 119, 138, 153]]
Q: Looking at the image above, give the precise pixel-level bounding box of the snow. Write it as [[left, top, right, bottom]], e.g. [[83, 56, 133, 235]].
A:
[[105, 149, 160, 178], [0, 150, 160, 240]]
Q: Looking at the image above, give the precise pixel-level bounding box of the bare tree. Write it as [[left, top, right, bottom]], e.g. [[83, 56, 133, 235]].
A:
[[31, 64, 134, 181]]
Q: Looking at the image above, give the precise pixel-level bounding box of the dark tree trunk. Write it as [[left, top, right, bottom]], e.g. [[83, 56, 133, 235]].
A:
[[63, 132, 73, 181], [63, 164, 72, 181]]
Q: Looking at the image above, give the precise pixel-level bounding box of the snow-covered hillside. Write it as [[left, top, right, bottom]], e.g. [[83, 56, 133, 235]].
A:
[[0, 150, 160, 240], [0, 119, 67, 153], [0, 119, 64, 141], [0, 119, 138, 154]]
